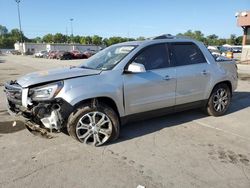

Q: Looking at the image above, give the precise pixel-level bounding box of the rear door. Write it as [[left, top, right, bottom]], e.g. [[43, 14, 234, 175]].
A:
[[123, 43, 176, 115], [170, 42, 211, 105]]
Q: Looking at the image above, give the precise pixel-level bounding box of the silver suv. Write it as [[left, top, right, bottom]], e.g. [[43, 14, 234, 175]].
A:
[[4, 35, 238, 146]]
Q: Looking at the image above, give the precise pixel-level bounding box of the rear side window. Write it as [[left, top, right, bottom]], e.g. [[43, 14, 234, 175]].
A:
[[171, 43, 206, 66], [133, 44, 170, 70]]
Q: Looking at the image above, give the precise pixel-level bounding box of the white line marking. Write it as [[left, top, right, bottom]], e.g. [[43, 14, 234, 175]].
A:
[[194, 120, 250, 141]]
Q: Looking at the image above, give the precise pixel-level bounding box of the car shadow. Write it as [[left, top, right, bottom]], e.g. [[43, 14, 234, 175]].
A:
[[111, 109, 205, 145], [110, 91, 250, 145], [0, 59, 5, 63], [0, 120, 26, 134], [227, 91, 250, 114]]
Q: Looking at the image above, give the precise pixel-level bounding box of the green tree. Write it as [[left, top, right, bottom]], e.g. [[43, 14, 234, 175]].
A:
[[178, 30, 206, 43], [136, 36, 146, 41], [207, 34, 219, 45], [92, 35, 102, 45], [85, 36, 92, 44], [0, 25, 29, 48], [193, 30, 205, 41], [102, 38, 109, 46], [235, 36, 242, 45], [0, 25, 8, 36], [73, 35, 81, 43], [207, 34, 218, 40], [10, 29, 22, 42], [126, 38, 136, 42], [227, 34, 236, 45], [79, 36, 86, 44], [31, 37, 42, 43], [217, 39, 227, 46], [53, 33, 67, 43], [43, 34, 54, 43], [176, 30, 241, 46], [1, 25, 244, 50], [106, 37, 127, 46], [0, 37, 15, 48]]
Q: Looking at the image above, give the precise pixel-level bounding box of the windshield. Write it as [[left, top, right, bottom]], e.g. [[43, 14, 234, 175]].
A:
[[80, 45, 136, 70]]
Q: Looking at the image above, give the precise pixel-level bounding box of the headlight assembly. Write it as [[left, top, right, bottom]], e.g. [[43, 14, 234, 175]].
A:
[[29, 81, 63, 101]]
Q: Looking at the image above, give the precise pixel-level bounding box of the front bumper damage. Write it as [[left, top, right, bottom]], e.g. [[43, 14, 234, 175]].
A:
[[25, 120, 55, 139], [4, 81, 73, 137]]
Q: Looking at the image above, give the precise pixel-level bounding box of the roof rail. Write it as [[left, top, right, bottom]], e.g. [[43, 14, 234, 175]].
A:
[[152, 34, 175, 40], [175, 35, 192, 39], [151, 34, 192, 40]]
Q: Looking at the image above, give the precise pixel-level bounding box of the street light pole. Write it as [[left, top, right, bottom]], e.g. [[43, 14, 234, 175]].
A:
[[15, 0, 23, 44], [70, 18, 74, 43]]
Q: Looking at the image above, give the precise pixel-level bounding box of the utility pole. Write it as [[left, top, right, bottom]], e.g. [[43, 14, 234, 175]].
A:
[[66, 26, 68, 43], [15, 0, 23, 43]]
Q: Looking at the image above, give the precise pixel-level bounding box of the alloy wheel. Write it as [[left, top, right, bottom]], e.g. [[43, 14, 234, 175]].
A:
[[76, 111, 112, 146], [212, 88, 229, 112]]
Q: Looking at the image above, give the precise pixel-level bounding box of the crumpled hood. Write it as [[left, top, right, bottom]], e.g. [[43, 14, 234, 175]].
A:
[[17, 67, 102, 87]]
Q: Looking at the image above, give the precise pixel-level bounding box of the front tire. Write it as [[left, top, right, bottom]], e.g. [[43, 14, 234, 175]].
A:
[[67, 102, 120, 146], [205, 83, 231, 116]]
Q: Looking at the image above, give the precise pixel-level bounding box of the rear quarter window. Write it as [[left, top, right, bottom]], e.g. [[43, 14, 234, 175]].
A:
[[171, 42, 206, 66]]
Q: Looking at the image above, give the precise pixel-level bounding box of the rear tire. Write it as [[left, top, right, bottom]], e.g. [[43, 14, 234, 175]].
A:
[[205, 83, 231, 116], [67, 102, 120, 146]]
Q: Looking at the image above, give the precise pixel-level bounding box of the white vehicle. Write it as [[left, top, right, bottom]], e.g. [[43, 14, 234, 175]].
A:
[[34, 50, 48, 58], [207, 46, 221, 57]]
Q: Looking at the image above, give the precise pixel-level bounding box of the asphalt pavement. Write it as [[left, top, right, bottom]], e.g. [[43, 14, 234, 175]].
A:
[[0, 54, 250, 188]]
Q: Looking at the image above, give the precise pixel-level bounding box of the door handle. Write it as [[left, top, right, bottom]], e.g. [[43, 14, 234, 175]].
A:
[[163, 75, 172, 81], [201, 70, 209, 75]]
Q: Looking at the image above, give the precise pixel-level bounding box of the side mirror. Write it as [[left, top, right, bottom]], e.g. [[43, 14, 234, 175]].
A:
[[126, 62, 146, 73]]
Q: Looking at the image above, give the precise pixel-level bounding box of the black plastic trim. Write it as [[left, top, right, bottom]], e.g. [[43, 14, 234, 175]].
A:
[[120, 100, 207, 125]]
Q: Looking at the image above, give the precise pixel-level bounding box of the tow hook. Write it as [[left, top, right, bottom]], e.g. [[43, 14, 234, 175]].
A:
[[25, 121, 55, 139]]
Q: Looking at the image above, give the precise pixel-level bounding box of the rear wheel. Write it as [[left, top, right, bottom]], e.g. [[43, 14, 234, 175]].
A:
[[205, 83, 231, 116], [67, 102, 120, 146]]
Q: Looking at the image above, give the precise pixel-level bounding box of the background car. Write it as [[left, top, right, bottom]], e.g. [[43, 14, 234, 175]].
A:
[[57, 51, 74, 60], [34, 50, 48, 58], [232, 47, 242, 53], [83, 49, 96, 58], [10, 50, 21, 55], [219, 47, 234, 59], [71, 50, 87, 59], [48, 50, 58, 59]]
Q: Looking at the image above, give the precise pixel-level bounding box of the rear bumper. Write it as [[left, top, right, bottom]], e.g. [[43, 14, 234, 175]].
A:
[[231, 74, 238, 92]]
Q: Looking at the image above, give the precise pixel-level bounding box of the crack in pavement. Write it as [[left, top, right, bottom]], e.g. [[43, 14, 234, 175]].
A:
[[0, 156, 80, 186]]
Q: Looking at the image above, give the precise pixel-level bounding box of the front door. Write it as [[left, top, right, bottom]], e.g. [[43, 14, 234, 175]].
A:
[[123, 43, 176, 115]]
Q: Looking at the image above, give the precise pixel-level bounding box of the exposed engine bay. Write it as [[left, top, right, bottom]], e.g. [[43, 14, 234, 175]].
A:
[[4, 80, 73, 135]]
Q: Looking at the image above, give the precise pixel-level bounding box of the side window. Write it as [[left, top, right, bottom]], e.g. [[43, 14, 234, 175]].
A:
[[133, 44, 170, 70], [171, 43, 206, 66]]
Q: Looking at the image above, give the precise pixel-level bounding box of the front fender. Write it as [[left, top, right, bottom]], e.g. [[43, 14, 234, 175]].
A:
[[56, 72, 125, 116]]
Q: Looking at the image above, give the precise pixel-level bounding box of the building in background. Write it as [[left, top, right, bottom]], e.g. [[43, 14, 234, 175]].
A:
[[14, 42, 104, 54], [236, 10, 250, 63]]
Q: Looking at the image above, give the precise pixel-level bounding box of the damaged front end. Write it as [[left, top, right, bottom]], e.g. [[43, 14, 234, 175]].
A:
[[4, 80, 73, 136]]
